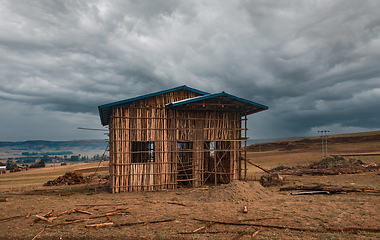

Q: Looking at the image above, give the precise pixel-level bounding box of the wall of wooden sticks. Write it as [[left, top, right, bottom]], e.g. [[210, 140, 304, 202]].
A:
[[108, 90, 249, 193]]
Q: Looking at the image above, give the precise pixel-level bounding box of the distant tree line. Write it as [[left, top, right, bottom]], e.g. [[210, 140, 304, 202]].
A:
[[4, 154, 108, 170], [21, 151, 73, 156]]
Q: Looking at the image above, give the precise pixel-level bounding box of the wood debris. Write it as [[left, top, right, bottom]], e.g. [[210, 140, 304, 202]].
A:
[[291, 191, 331, 195], [246, 159, 270, 173], [31, 210, 55, 225], [32, 227, 46, 240], [74, 209, 93, 215], [0, 214, 27, 223], [43, 172, 90, 186], [260, 173, 285, 187], [114, 218, 175, 227], [167, 201, 187, 206], [192, 222, 215, 233], [280, 185, 380, 194], [34, 215, 53, 223], [56, 208, 76, 217], [191, 218, 380, 233], [75, 202, 129, 207], [238, 217, 283, 222], [83, 218, 175, 229], [85, 222, 114, 228], [252, 230, 260, 238]]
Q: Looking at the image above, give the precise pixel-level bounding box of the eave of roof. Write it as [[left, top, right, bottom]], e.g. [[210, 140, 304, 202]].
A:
[[165, 92, 268, 114], [98, 85, 209, 125], [98, 85, 208, 110]]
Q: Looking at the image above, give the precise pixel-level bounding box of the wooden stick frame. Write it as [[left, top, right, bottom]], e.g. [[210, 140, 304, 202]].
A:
[[108, 91, 249, 192]]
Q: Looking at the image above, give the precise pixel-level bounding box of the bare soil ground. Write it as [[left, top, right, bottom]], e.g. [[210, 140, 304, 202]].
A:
[[0, 132, 379, 239]]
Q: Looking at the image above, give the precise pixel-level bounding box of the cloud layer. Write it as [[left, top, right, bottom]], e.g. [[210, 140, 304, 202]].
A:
[[0, 0, 379, 141]]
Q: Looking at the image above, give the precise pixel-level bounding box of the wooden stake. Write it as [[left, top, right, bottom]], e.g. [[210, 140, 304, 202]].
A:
[[32, 228, 46, 240], [252, 230, 260, 238], [192, 222, 215, 233], [75, 209, 93, 215], [246, 159, 270, 173], [238, 217, 283, 222], [85, 222, 114, 228], [35, 215, 53, 223]]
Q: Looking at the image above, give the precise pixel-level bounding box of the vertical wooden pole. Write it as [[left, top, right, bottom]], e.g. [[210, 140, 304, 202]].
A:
[[244, 113, 248, 181]]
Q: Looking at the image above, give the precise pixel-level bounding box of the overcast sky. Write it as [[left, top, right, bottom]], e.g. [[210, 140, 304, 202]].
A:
[[1, 0, 379, 141]]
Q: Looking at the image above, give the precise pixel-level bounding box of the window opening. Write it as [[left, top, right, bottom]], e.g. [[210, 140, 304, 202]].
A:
[[131, 141, 154, 163]]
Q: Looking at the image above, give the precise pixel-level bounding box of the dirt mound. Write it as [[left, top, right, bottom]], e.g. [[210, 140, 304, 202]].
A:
[[260, 173, 286, 187], [308, 155, 364, 169], [43, 172, 90, 186], [270, 155, 379, 176], [196, 181, 276, 203]]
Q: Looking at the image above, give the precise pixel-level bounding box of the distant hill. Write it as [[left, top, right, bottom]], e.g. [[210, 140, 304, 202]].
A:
[[247, 131, 380, 152], [0, 140, 108, 159], [0, 139, 107, 150], [247, 136, 303, 145]]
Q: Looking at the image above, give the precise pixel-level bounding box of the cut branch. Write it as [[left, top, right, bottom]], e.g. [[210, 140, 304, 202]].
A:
[[192, 218, 380, 233], [192, 222, 215, 233], [32, 228, 46, 240], [85, 222, 114, 228], [246, 159, 270, 173], [0, 215, 26, 223], [115, 218, 175, 227], [167, 201, 187, 206], [35, 215, 53, 223], [238, 217, 283, 222], [280, 185, 380, 194]]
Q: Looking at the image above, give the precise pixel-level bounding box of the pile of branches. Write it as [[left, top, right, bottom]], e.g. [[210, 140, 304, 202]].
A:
[[270, 155, 379, 176], [280, 185, 380, 195], [43, 172, 90, 186]]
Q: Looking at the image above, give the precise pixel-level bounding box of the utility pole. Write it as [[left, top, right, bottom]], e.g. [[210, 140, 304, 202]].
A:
[[318, 130, 329, 158], [325, 131, 329, 157], [318, 131, 324, 158]]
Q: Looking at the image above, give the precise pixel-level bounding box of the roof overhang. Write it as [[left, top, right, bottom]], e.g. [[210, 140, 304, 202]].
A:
[[165, 92, 268, 115], [98, 85, 209, 126], [98, 86, 268, 126]]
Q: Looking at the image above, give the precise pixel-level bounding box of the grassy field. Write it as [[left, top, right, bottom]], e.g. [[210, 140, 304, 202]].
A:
[[0, 131, 379, 239], [0, 161, 109, 190]]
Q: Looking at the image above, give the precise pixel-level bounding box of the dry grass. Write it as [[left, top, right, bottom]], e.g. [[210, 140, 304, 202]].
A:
[[0, 161, 108, 191], [0, 132, 379, 239]]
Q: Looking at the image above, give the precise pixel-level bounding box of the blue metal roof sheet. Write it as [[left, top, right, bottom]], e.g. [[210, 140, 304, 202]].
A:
[[98, 85, 209, 125], [98, 85, 208, 110], [165, 92, 268, 111], [98, 86, 268, 126]]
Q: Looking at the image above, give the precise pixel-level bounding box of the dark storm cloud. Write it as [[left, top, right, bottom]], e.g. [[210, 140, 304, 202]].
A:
[[0, 0, 379, 141]]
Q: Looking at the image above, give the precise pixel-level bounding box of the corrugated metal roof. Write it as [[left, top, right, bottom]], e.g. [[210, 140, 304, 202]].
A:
[[98, 85, 209, 125], [98, 86, 268, 126], [166, 92, 268, 115]]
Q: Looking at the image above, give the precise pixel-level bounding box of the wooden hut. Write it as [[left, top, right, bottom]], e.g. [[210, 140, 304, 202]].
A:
[[98, 85, 268, 193]]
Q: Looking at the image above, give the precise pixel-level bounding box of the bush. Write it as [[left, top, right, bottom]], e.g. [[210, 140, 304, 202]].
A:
[[30, 159, 45, 168], [6, 162, 18, 170]]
